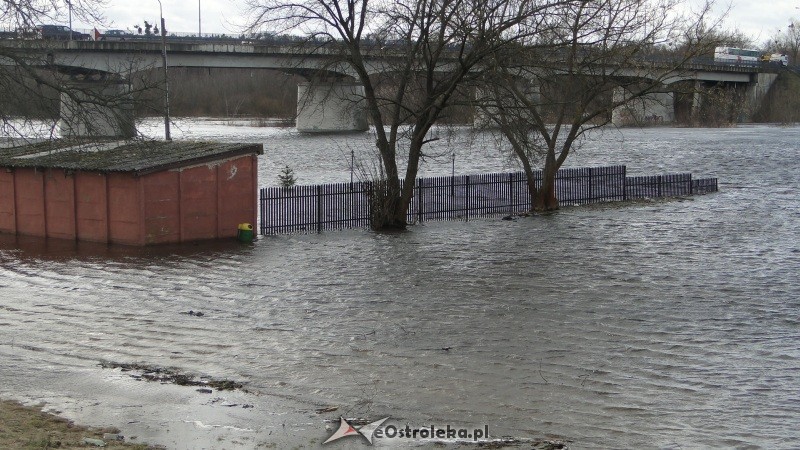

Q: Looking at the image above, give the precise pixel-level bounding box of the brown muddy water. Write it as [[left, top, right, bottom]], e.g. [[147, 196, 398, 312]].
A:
[[1, 123, 799, 449]]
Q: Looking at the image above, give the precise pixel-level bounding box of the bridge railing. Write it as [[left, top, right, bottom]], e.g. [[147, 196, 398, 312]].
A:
[[0, 25, 317, 45]]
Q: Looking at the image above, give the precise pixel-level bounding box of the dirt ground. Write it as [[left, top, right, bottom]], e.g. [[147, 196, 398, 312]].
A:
[[0, 399, 158, 449]]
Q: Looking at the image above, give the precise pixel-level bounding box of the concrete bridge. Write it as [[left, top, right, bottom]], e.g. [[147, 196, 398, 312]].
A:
[[0, 39, 784, 136], [608, 59, 780, 126]]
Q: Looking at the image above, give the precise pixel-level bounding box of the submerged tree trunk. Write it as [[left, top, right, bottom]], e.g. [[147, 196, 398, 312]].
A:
[[372, 126, 428, 230], [533, 151, 560, 212], [369, 188, 408, 229], [368, 160, 408, 231]]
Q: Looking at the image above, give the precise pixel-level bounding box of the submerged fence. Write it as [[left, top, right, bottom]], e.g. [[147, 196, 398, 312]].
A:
[[259, 165, 718, 235]]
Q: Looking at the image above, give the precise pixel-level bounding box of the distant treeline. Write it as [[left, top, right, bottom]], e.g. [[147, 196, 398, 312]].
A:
[[137, 68, 302, 118], [0, 68, 302, 120]]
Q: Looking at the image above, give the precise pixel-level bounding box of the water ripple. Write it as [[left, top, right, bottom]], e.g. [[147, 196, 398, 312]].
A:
[[2, 125, 799, 448]]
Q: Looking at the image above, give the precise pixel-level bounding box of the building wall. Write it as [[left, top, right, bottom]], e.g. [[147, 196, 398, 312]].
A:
[[0, 153, 259, 245], [75, 171, 109, 243], [44, 169, 77, 240], [216, 155, 258, 237], [179, 163, 220, 242], [141, 154, 258, 244], [13, 169, 46, 237], [107, 172, 143, 245], [142, 170, 181, 245], [0, 170, 16, 234]]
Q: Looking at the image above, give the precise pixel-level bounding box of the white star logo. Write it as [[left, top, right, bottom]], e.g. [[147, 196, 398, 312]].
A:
[[323, 416, 390, 445]]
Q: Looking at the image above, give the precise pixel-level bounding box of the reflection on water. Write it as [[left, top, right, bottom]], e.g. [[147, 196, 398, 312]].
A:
[[1, 122, 799, 448]]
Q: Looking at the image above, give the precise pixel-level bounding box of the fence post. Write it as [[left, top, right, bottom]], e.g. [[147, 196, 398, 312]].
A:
[[417, 178, 424, 223], [316, 185, 322, 233], [259, 188, 264, 235], [509, 172, 514, 214], [688, 173, 693, 195], [588, 167, 593, 203], [622, 166, 627, 201], [367, 181, 373, 229], [657, 175, 662, 198], [465, 175, 470, 221]]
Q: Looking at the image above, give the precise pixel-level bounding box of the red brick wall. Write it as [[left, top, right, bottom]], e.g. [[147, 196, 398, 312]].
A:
[[179, 163, 219, 241], [216, 155, 257, 238], [107, 172, 142, 245], [44, 169, 77, 240], [139, 154, 258, 243], [75, 171, 109, 243], [13, 169, 46, 237], [1, 152, 258, 245], [0, 170, 16, 234], [142, 170, 180, 244]]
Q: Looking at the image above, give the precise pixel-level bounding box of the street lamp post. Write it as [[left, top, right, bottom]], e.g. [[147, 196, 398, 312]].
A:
[[68, 0, 73, 42], [199, 0, 202, 36], [156, 0, 171, 141]]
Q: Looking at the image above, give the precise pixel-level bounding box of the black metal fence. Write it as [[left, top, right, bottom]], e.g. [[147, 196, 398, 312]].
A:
[[259, 165, 718, 235]]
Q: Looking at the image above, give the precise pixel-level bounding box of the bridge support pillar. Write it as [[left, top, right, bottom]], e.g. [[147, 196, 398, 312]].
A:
[[296, 81, 368, 132], [743, 73, 778, 121], [612, 88, 674, 127], [59, 78, 135, 139], [691, 82, 703, 124]]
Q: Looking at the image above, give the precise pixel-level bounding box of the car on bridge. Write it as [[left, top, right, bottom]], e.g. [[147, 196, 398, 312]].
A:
[[100, 29, 135, 41], [35, 24, 89, 40]]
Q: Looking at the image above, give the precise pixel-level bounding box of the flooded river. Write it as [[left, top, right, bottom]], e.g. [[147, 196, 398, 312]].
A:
[[1, 121, 798, 448]]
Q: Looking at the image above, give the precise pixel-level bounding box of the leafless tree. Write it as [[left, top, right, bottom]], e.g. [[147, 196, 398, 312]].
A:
[[1, 0, 105, 30], [765, 20, 800, 64], [245, 0, 563, 229], [476, 0, 717, 211], [0, 0, 163, 141]]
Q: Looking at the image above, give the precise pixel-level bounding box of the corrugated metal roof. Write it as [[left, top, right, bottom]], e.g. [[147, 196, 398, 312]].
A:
[[0, 139, 263, 175]]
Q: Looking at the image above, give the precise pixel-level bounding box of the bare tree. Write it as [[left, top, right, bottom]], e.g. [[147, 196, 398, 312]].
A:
[[476, 0, 716, 211], [1, 0, 105, 30], [245, 0, 560, 229], [0, 0, 163, 140], [765, 20, 800, 64]]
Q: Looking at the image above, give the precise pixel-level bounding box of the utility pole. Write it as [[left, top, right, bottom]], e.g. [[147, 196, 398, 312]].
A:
[[68, 0, 73, 41], [157, 0, 171, 140]]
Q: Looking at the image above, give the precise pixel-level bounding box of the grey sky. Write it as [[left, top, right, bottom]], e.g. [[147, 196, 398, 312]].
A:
[[75, 0, 798, 44]]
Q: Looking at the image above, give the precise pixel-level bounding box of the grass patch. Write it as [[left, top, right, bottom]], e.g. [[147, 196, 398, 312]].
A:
[[0, 399, 157, 449]]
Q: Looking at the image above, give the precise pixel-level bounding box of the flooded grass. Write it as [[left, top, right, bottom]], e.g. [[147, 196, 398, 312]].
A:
[[0, 400, 157, 449]]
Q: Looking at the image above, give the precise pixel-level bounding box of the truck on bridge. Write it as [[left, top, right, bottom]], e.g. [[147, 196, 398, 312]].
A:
[[714, 46, 789, 67]]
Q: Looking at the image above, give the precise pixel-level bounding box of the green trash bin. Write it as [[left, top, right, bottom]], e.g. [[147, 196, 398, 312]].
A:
[[237, 223, 254, 243]]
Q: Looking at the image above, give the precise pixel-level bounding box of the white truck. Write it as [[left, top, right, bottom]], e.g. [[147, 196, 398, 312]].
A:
[[762, 53, 789, 66]]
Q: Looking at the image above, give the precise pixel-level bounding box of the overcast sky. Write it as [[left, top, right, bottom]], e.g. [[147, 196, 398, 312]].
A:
[[74, 0, 799, 44]]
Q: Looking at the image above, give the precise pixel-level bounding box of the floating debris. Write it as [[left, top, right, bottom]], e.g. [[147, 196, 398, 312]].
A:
[[82, 437, 106, 447], [315, 406, 339, 414], [99, 361, 246, 392]]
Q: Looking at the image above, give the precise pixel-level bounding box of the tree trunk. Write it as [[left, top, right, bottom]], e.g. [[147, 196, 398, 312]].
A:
[[369, 178, 407, 231], [533, 153, 560, 212], [371, 131, 427, 231]]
